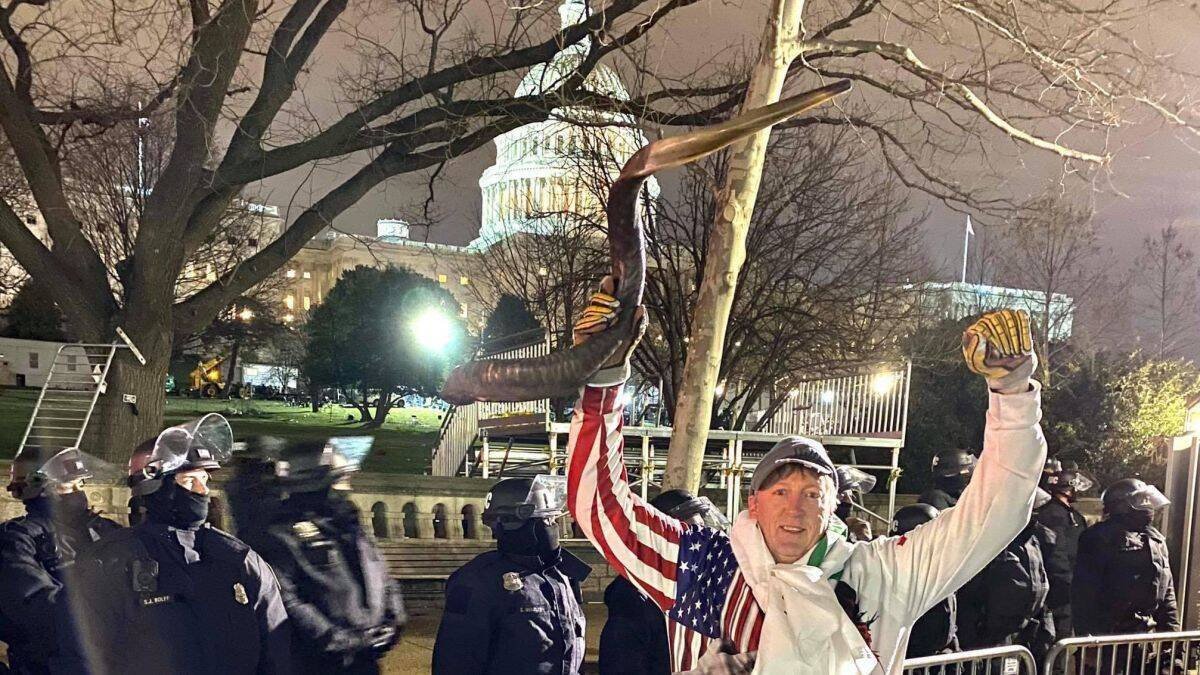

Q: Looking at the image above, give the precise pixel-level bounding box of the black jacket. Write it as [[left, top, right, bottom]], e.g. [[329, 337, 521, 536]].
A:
[[1072, 517, 1179, 635], [917, 488, 958, 510], [1035, 499, 1087, 610], [64, 523, 291, 675], [240, 498, 406, 674], [957, 523, 1054, 656], [905, 595, 959, 658], [432, 548, 590, 675], [599, 576, 669, 675], [0, 511, 120, 674]]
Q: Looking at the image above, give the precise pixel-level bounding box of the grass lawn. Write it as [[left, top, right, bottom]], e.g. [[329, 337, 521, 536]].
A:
[[0, 388, 442, 474]]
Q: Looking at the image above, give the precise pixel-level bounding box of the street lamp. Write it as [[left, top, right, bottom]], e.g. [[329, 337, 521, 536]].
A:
[[411, 307, 454, 354]]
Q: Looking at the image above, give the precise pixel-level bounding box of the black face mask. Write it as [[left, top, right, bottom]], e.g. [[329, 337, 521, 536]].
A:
[[145, 480, 210, 530], [936, 474, 971, 498], [26, 491, 91, 526], [495, 518, 560, 563], [1114, 509, 1154, 530]]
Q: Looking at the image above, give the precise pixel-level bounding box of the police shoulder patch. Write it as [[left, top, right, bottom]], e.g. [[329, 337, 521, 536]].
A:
[[292, 521, 320, 539]]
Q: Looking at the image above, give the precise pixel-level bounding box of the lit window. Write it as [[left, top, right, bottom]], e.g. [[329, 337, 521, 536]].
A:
[[303, 296, 311, 310], [285, 295, 295, 310], [286, 269, 296, 278], [459, 276, 469, 286], [302, 271, 311, 279], [437, 274, 447, 284]]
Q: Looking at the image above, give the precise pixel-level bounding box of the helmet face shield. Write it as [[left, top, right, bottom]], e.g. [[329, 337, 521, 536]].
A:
[[11, 448, 120, 499], [1047, 470, 1094, 494], [1129, 484, 1170, 513], [523, 474, 568, 520], [149, 413, 233, 475], [1033, 487, 1052, 510], [836, 467, 877, 494], [326, 437, 373, 474], [669, 496, 730, 531]]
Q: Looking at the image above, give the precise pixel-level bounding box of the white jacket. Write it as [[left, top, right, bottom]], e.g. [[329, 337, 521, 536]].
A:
[[566, 382, 1046, 674]]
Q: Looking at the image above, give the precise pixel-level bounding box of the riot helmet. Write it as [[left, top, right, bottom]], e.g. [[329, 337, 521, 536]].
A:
[[931, 450, 976, 479], [482, 475, 567, 530], [1044, 469, 1094, 500], [1102, 478, 1169, 516], [836, 466, 878, 495], [651, 489, 730, 531], [128, 414, 233, 496], [1033, 487, 1052, 510], [7, 447, 106, 501], [271, 437, 372, 493], [891, 503, 939, 537]]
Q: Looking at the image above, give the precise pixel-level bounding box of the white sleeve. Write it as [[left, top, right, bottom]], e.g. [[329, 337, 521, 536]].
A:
[[848, 380, 1046, 622]]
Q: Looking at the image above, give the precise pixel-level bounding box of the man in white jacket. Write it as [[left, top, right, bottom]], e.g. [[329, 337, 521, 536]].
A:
[[567, 276, 1045, 674]]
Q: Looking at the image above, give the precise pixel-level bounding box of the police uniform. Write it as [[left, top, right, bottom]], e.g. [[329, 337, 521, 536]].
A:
[[0, 509, 120, 674], [905, 595, 959, 658], [957, 522, 1054, 659], [432, 548, 590, 675], [917, 488, 958, 510], [599, 575, 670, 675], [1072, 518, 1179, 635], [1035, 498, 1087, 637], [65, 522, 291, 674], [241, 500, 406, 674]]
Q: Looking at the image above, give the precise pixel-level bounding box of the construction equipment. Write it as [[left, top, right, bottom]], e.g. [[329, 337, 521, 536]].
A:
[[188, 356, 227, 398]]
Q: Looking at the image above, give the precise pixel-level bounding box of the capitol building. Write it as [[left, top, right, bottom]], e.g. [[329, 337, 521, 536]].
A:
[[285, 0, 658, 328]]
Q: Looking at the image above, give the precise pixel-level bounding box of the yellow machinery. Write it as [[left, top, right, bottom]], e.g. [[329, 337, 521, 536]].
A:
[[189, 356, 227, 398]]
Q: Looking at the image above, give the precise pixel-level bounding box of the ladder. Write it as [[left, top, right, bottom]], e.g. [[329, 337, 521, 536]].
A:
[[17, 329, 145, 457]]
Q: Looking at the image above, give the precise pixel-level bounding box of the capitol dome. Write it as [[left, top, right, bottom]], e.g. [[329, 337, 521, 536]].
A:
[[473, 0, 659, 248]]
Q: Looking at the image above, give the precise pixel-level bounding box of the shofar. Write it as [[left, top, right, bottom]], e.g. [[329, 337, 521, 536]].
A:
[[441, 80, 851, 405]]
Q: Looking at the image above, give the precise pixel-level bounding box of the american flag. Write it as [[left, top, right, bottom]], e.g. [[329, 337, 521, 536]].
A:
[[567, 384, 766, 671]]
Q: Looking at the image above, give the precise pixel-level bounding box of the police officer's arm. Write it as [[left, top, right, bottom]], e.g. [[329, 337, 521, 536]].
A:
[[1035, 507, 1073, 597], [952, 570, 986, 649], [245, 550, 293, 675], [1155, 565, 1180, 631], [257, 535, 364, 657], [1070, 527, 1105, 636], [432, 570, 493, 674], [0, 526, 61, 637]]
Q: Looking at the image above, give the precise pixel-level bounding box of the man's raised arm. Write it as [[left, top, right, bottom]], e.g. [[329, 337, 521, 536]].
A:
[[565, 276, 685, 611]]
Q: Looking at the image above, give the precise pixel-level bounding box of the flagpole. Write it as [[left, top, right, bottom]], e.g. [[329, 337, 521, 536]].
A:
[[960, 215, 973, 283]]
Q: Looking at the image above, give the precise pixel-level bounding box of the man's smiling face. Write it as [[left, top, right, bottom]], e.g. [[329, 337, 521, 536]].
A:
[[748, 466, 834, 564]]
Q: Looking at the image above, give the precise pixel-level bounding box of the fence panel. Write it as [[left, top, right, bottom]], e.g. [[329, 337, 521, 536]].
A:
[[1043, 630, 1200, 675], [904, 645, 1037, 675]]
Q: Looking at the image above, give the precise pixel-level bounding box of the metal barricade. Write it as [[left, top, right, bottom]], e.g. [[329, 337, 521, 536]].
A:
[[1043, 631, 1200, 675], [905, 645, 1038, 675]]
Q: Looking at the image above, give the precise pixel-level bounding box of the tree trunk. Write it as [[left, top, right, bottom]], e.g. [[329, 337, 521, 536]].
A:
[[663, 0, 805, 491], [226, 337, 242, 395], [368, 391, 393, 428], [87, 341, 171, 466]]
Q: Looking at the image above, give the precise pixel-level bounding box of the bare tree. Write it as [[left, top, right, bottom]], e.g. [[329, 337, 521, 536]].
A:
[[1135, 221, 1200, 359], [0, 0, 711, 460], [993, 195, 1109, 386]]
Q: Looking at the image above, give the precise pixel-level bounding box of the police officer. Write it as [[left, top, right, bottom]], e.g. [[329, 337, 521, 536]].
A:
[[835, 466, 878, 542], [599, 490, 729, 674], [919, 449, 976, 510], [0, 447, 121, 674], [891, 503, 959, 658], [1073, 478, 1178, 636], [956, 488, 1055, 660], [1035, 466, 1091, 638], [65, 414, 291, 674], [433, 475, 589, 674], [231, 437, 406, 674]]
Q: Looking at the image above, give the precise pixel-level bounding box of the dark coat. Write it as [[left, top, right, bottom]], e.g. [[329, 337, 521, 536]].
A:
[[63, 523, 291, 675], [905, 595, 959, 659], [917, 488, 958, 510], [0, 511, 120, 674], [1035, 498, 1087, 634], [599, 576, 669, 674], [957, 523, 1054, 659], [240, 500, 406, 674], [1072, 518, 1178, 635], [432, 548, 590, 675]]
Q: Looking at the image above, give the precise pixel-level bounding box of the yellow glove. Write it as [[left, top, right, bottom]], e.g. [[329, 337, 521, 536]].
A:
[[573, 275, 646, 380], [961, 309, 1037, 393]]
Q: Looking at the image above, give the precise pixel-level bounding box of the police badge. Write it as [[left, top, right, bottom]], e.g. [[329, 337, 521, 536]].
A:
[[502, 572, 522, 592], [233, 582, 249, 605]]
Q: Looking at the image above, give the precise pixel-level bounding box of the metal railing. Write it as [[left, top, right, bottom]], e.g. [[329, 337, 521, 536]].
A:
[[754, 362, 912, 440], [905, 645, 1038, 674], [1043, 630, 1200, 675]]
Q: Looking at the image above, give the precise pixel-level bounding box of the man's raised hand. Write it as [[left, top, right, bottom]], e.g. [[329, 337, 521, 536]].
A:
[[573, 275, 646, 375], [961, 309, 1038, 394]]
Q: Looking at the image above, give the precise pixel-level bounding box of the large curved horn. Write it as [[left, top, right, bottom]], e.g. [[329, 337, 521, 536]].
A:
[[441, 80, 852, 405]]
